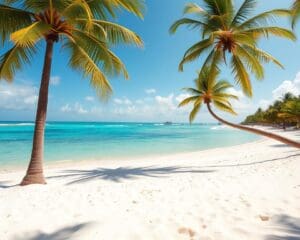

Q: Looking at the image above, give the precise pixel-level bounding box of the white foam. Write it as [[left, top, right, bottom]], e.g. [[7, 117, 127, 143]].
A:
[[0, 123, 34, 127]]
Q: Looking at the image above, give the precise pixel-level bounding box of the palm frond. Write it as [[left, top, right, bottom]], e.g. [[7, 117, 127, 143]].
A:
[[231, 55, 252, 96], [238, 9, 290, 29], [234, 45, 264, 80], [184, 3, 205, 15], [179, 37, 213, 71], [0, 45, 37, 81], [66, 40, 112, 99], [178, 96, 199, 107], [213, 100, 237, 115], [84, 0, 145, 19], [244, 27, 296, 41], [244, 46, 284, 68], [11, 22, 51, 47], [169, 18, 207, 34], [189, 102, 202, 123], [22, 0, 71, 13], [182, 87, 201, 96], [0, 4, 33, 45], [231, 0, 256, 26], [291, 0, 300, 28], [72, 29, 128, 78], [90, 20, 143, 46]]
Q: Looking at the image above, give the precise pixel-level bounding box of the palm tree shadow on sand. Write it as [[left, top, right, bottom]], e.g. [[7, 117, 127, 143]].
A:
[[0, 181, 17, 189], [265, 214, 300, 240], [13, 223, 92, 240], [198, 154, 300, 169], [49, 166, 216, 185]]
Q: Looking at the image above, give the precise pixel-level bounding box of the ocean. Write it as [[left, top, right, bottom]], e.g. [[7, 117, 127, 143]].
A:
[[0, 122, 259, 167]]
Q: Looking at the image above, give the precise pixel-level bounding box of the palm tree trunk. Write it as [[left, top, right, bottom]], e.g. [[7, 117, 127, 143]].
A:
[[20, 40, 54, 186], [206, 103, 300, 149]]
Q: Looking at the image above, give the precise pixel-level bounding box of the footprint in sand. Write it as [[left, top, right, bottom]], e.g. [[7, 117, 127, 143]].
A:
[[259, 215, 270, 221], [178, 227, 197, 239]]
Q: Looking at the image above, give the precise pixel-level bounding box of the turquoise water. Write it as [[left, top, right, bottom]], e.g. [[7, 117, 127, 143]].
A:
[[0, 122, 259, 167]]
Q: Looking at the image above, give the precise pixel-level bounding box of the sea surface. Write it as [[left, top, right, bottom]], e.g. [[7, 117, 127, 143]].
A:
[[0, 122, 259, 167]]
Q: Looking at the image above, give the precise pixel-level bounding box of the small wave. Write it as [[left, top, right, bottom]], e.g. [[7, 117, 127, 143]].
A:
[[103, 124, 127, 128], [210, 125, 229, 130], [154, 124, 164, 126], [0, 123, 34, 127]]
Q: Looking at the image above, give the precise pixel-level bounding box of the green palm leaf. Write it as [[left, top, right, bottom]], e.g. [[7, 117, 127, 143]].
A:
[[66, 41, 112, 99], [0, 4, 33, 45], [171, 0, 295, 97], [179, 66, 238, 123], [11, 22, 51, 47], [0, 45, 37, 81], [231, 55, 252, 96]]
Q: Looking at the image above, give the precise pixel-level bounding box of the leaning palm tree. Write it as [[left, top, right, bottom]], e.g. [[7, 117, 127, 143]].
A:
[[0, 0, 144, 185], [170, 0, 295, 96], [179, 67, 300, 148]]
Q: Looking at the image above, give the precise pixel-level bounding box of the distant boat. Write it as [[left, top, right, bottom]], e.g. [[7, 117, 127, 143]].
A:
[[163, 121, 173, 125]]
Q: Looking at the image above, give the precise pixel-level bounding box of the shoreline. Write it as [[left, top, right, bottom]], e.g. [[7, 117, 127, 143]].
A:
[[1, 125, 297, 173], [0, 135, 264, 173], [1, 127, 299, 240]]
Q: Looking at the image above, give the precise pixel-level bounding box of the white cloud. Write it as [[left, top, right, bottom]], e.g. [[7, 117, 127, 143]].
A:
[[145, 88, 156, 94], [227, 88, 245, 99], [272, 74, 300, 99], [60, 104, 72, 113], [60, 102, 88, 114], [57, 90, 248, 122], [155, 94, 176, 109], [85, 96, 95, 102], [135, 100, 144, 104], [114, 97, 132, 105], [227, 88, 255, 113], [259, 72, 300, 110], [50, 76, 60, 86], [0, 82, 38, 110], [175, 93, 191, 103]]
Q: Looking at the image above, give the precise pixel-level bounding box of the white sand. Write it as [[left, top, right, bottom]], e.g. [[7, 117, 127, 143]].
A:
[[0, 127, 300, 240]]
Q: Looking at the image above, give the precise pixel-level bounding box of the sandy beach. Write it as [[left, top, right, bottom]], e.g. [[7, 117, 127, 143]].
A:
[[0, 127, 300, 240]]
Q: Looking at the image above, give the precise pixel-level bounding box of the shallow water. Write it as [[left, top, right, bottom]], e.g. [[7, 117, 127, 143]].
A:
[[0, 122, 259, 166]]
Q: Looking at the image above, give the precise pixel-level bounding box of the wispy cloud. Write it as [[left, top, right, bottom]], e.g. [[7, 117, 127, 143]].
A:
[[145, 88, 156, 94], [60, 102, 88, 114], [85, 96, 95, 102], [50, 76, 61, 86], [58, 90, 255, 122], [0, 82, 38, 110], [114, 97, 132, 105]]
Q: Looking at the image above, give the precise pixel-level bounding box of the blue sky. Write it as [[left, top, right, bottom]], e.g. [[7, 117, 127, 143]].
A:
[[1, 0, 300, 123]]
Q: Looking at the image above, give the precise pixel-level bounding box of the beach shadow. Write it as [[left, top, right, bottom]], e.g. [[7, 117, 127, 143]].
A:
[[270, 144, 291, 148], [14, 223, 92, 240], [265, 214, 300, 240], [199, 154, 300, 169], [0, 181, 17, 189], [49, 166, 215, 185]]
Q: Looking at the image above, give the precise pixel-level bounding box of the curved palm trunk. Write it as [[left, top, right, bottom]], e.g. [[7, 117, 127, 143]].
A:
[[206, 103, 300, 149], [20, 40, 54, 186]]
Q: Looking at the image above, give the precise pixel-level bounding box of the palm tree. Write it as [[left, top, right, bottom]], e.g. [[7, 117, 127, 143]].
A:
[[0, 0, 144, 185], [279, 99, 300, 128], [170, 0, 295, 96], [291, 0, 300, 27], [179, 67, 300, 148]]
